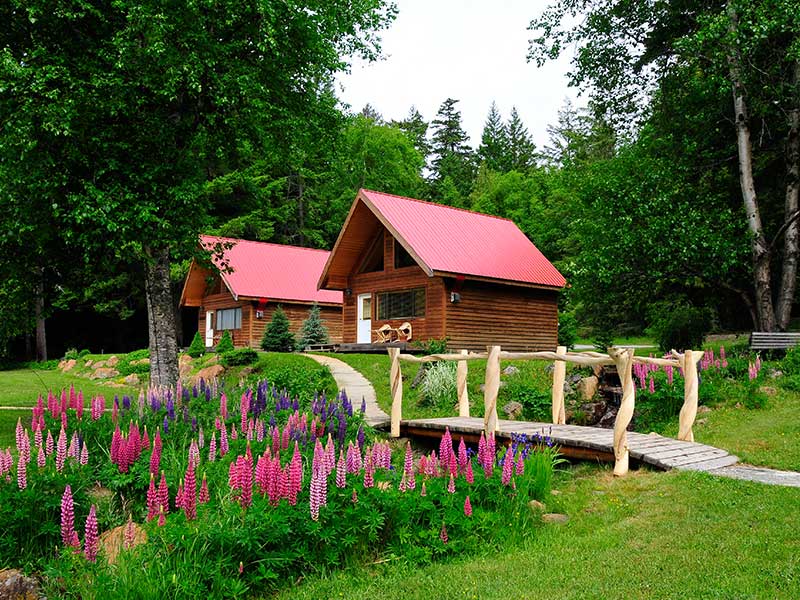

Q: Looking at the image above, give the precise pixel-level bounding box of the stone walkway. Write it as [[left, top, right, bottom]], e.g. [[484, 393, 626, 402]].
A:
[[303, 354, 389, 428], [706, 465, 800, 488]]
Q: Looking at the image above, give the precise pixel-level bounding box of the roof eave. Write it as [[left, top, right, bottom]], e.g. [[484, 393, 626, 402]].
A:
[[432, 270, 566, 291]]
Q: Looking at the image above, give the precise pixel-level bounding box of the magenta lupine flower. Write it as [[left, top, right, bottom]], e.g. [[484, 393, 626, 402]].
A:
[[238, 456, 253, 509], [447, 474, 455, 494], [199, 474, 210, 504], [183, 463, 197, 520], [37, 444, 46, 469], [56, 427, 67, 473], [325, 435, 336, 475], [61, 485, 79, 548], [439, 523, 448, 544], [230, 423, 238, 440], [175, 480, 184, 510], [150, 429, 162, 475], [157, 506, 166, 527], [17, 456, 27, 490], [146, 474, 158, 521], [281, 425, 290, 450], [458, 438, 468, 473], [271, 426, 280, 455], [648, 376, 655, 394], [69, 384, 76, 410], [288, 443, 303, 506], [465, 459, 474, 484], [220, 392, 228, 420], [255, 454, 269, 495], [363, 459, 375, 488], [123, 517, 135, 550], [336, 452, 347, 489], [502, 448, 514, 486], [515, 453, 524, 476], [110, 425, 121, 464], [439, 428, 453, 472], [141, 426, 150, 451], [403, 443, 416, 490], [219, 423, 229, 457], [158, 472, 170, 515], [84, 505, 99, 562], [464, 496, 473, 517], [665, 365, 674, 385], [76, 391, 84, 421], [79, 442, 89, 466], [420, 482, 427, 497], [46, 430, 54, 456], [208, 431, 217, 462], [477, 433, 487, 467]]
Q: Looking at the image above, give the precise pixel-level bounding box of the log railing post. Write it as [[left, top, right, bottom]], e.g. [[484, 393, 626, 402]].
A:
[[677, 350, 703, 442], [388, 347, 403, 438], [551, 345, 567, 424], [483, 345, 501, 433], [608, 347, 635, 476], [457, 349, 469, 417]]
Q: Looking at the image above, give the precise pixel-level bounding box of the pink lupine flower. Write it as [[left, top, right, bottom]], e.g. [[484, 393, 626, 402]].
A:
[[15, 419, 24, 455], [458, 438, 468, 474], [420, 482, 427, 497], [61, 485, 79, 549], [79, 442, 89, 466], [502, 448, 514, 486], [157, 506, 166, 527], [255, 454, 269, 495], [46, 430, 54, 456], [281, 424, 290, 450], [208, 431, 217, 462], [17, 456, 27, 490], [665, 365, 674, 385], [515, 453, 524, 476], [351, 489, 358, 504], [648, 376, 655, 394], [240, 393, 249, 432], [288, 443, 303, 505], [34, 424, 42, 450], [146, 474, 158, 522], [199, 473, 210, 504], [399, 472, 407, 493], [188, 439, 200, 469], [220, 392, 228, 420], [256, 419, 265, 443], [447, 474, 455, 494], [37, 444, 46, 469], [309, 464, 327, 521], [158, 472, 170, 515], [403, 443, 416, 490], [271, 426, 280, 455], [230, 423, 238, 440], [238, 456, 253, 509], [336, 452, 347, 489], [183, 463, 197, 520], [477, 433, 487, 467], [67, 432, 78, 459], [123, 516, 136, 550], [439, 523, 448, 544], [150, 429, 162, 475], [363, 459, 375, 488], [219, 423, 229, 457], [439, 428, 453, 471], [197, 427, 204, 450], [56, 427, 67, 473], [464, 495, 473, 517], [324, 435, 336, 475], [465, 459, 474, 484], [175, 480, 184, 510], [84, 505, 99, 562]]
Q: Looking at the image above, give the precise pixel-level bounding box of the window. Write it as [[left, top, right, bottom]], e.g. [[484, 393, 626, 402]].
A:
[[378, 288, 425, 320], [216, 307, 242, 330], [394, 240, 416, 269]]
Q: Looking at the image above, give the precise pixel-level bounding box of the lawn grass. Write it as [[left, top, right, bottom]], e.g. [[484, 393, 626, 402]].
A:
[[275, 465, 800, 599], [0, 367, 136, 408], [0, 409, 30, 449]]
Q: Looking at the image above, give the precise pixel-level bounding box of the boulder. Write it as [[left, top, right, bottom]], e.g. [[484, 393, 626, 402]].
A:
[[193, 364, 224, 383], [179, 354, 193, 365], [0, 568, 43, 599], [99, 522, 148, 565], [577, 376, 599, 400], [502, 401, 524, 420], [542, 513, 569, 524], [90, 367, 119, 380], [92, 359, 107, 369], [131, 358, 150, 366], [123, 374, 140, 386], [85, 359, 94, 367], [567, 372, 582, 385], [106, 355, 119, 367], [579, 401, 606, 425], [528, 499, 546, 512], [597, 407, 618, 428], [759, 386, 778, 397], [502, 365, 520, 376], [697, 405, 711, 414], [59, 359, 77, 372]]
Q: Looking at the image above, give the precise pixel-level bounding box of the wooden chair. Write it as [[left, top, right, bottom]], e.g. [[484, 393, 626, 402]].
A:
[[374, 324, 394, 343], [396, 322, 413, 341]]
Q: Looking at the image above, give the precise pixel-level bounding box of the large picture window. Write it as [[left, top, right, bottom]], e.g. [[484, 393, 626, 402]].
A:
[[378, 288, 425, 320], [216, 307, 242, 330]]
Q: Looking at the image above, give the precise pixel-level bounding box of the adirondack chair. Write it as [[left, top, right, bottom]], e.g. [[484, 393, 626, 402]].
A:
[[396, 322, 413, 341], [374, 324, 395, 343]]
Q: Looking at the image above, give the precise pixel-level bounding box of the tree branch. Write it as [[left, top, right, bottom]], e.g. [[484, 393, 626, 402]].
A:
[[769, 209, 800, 250]]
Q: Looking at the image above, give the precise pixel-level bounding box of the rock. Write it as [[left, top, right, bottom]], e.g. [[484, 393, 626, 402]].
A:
[[592, 364, 604, 378], [92, 360, 107, 369], [479, 381, 506, 393], [99, 522, 148, 565], [179, 354, 193, 365], [528, 499, 546, 512], [59, 359, 77, 372], [123, 374, 140, 386], [550, 490, 561, 495], [542, 513, 569, 524], [194, 364, 224, 383], [697, 405, 711, 414], [597, 407, 618, 428], [544, 363, 555, 374], [106, 355, 119, 367], [502, 401, 524, 419], [759, 386, 778, 397], [179, 362, 193, 378], [0, 568, 42, 599], [131, 358, 150, 366], [502, 365, 520, 376], [579, 401, 605, 425], [90, 367, 119, 380], [697, 418, 708, 426], [768, 369, 783, 379], [577, 376, 599, 400], [563, 382, 573, 395], [567, 372, 582, 385], [85, 359, 94, 367]]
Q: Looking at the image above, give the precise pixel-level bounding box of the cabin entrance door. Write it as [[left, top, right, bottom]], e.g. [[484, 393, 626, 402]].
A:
[[205, 311, 214, 347], [357, 293, 372, 343]]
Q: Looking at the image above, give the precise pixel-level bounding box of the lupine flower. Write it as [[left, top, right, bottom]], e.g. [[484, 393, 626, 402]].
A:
[[351, 489, 358, 504], [146, 474, 158, 522], [420, 482, 427, 497], [288, 442, 303, 506], [515, 453, 525, 476], [80, 442, 89, 466], [465, 460, 474, 484], [363, 458, 374, 488], [199, 474, 210, 504], [61, 485, 79, 548], [56, 427, 67, 473], [447, 474, 455, 494], [648, 376, 655, 394], [208, 431, 217, 462], [502, 448, 514, 486], [309, 464, 327, 521], [464, 496, 473, 517], [123, 516, 136, 550], [238, 456, 253, 509], [37, 444, 46, 469], [439, 523, 448, 544], [219, 423, 228, 457], [183, 463, 197, 520], [403, 443, 416, 490], [157, 506, 166, 527], [84, 505, 99, 562], [157, 472, 169, 515], [336, 453, 347, 489], [150, 429, 162, 475], [46, 430, 54, 456], [17, 456, 27, 490], [458, 438, 468, 473]]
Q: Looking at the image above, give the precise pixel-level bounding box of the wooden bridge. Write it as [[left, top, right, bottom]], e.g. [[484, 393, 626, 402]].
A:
[[386, 344, 734, 476]]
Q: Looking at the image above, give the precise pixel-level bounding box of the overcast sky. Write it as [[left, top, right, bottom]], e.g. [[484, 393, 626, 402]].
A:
[[336, 0, 581, 149]]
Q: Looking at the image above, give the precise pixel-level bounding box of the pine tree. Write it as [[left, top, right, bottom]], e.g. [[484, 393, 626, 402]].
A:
[[360, 103, 384, 124], [477, 101, 508, 172], [505, 107, 537, 172], [299, 302, 330, 349], [186, 331, 205, 359], [260, 306, 296, 352], [393, 106, 430, 161], [216, 331, 234, 353], [429, 98, 475, 204]]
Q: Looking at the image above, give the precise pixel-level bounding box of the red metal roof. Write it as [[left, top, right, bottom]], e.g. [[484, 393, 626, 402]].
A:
[[359, 190, 566, 288], [200, 235, 342, 304]]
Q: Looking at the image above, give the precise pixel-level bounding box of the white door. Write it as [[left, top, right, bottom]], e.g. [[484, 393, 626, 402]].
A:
[[357, 294, 372, 343], [205, 311, 214, 347]]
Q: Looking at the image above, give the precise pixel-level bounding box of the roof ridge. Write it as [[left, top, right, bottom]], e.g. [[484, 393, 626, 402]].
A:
[[360, 189, 516, 224], [200, 235, 331, 254]]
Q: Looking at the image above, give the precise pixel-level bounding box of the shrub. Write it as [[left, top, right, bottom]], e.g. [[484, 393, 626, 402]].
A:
[[414, 338, 449, 355], [250, 354, 337, 400], [215, 331, 235, 354], [646, 301, 711, 352], [62, 348, 79, 361], [117, 349, 151, 377], [778, 374, 800, 392], [591, 328, 614, 352], [501, 379, 551, 421], [557, 313, 578, 349], [186, 332, 205, 359], [419, 361, 457, 408], [24, 360, 60, 371], [221, 348, 259, 367], [261, 306, 295, 352], [298, 303, 330, 349], [781, 345, 800, 376]]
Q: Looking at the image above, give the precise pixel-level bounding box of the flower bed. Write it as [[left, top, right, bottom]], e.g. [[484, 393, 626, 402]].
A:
[[0, 380, 557, 598]]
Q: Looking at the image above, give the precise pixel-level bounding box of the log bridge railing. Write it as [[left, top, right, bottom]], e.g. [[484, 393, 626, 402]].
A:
[[388, 346, 704, 476]]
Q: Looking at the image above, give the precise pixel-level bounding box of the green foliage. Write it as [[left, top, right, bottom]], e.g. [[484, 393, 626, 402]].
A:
[[250, 354, 336, 401], [116, 349, 151, 377], [557, 313, 578, 349], [414, 338, 449, 355], [781, 346, 800, 376], [187, 332, 206, 359], [215, 331, 235, 354], [261, 307, 295, 353], [591, 328, 614, 352], [418, 362, 457, 408], [221, 348, 259, 367], [429, 98, 476, 204], [646, 302, 711, 352], [23, 359, 60, 371], [298, 303, 330, 349]]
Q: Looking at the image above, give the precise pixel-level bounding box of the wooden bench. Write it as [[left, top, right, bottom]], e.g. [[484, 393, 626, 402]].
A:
[[749, 332, 800, 351]]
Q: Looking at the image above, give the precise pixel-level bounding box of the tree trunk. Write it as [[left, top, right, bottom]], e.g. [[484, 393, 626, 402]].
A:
[[727, 2, 776, 331], [34, 272, 47, 362], [144, 245, 179, 388], [776, 61, 800, 330]]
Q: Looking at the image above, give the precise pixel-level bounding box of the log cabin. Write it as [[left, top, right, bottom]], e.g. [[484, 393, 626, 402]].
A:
[[318, 190, 567, 352], [180, 236, 342, 348]]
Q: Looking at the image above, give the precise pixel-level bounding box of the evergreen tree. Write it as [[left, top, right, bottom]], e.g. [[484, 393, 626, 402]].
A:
[[393, 106, 430, 162], [261, 306, 296, 352], [429, 98, 475, 204], [477, 101, 508, 172], [299, 303, 330, 348], [216, 331, 235, 353], [186, 331, 206, 359], [359, 103, 384, 124], [505, 107, 537, 171]]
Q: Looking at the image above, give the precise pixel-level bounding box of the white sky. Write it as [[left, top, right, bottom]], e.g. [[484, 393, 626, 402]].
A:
[[336, 0, 581, 149]]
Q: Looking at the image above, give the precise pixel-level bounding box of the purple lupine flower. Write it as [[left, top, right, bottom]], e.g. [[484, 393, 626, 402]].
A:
[[356, 425, 365, 450], [84, 505, 99, 562]]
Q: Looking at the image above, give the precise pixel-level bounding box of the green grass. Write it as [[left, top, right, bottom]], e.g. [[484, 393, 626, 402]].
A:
[[0, 409, 29, 449], [275, 465, 800, 599], [574, 335, 656, 347], [0, 367, 136, 408]]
